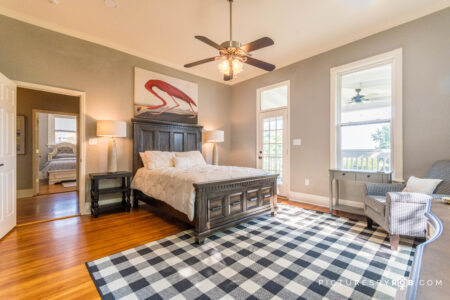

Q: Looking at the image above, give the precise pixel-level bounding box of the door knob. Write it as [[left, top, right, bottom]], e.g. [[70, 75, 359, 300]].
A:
[[0, 163, 4, 167]]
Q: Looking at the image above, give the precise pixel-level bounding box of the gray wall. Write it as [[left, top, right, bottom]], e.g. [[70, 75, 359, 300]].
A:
[[16, 88, 79, 189], [0, 15, 231, 200], [231, 8, 450, 201]]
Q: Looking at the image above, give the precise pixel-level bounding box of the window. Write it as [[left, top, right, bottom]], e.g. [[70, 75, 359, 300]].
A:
[[48, 115, 77, 144], [260, 85, 288, 111], [330, 49, 403, 181]]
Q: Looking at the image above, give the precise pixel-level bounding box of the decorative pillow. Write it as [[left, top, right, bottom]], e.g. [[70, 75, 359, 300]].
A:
[[402, 176, 442, 194], [175, 151, 207, 167], [144, 151, 175, 169]]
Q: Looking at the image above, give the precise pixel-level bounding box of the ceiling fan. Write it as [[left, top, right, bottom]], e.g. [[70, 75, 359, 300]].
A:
[[184, 0, 276, 81]]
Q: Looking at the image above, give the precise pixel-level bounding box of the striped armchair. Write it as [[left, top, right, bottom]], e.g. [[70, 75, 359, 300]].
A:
[[364, 160, 450, 250]]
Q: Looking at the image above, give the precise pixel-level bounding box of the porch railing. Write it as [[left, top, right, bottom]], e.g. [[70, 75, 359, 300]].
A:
[[341, 149, 390, 172]]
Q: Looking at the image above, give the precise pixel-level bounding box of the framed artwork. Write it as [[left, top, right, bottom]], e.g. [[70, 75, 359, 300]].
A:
[[16, 115, 25, 155], [134, 67, 199, 124]]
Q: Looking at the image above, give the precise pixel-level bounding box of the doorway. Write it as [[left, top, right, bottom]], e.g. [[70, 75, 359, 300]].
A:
[[257, 81, 290, 196], [34, 111, 79, 195], [16, 87, 82, 225]]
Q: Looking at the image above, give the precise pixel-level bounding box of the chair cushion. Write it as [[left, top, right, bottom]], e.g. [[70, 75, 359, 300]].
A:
[[365, 196, 386, 216]]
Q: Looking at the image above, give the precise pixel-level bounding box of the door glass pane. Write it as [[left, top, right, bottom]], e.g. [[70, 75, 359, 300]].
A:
[[260, 85, 288, 111], [340, 122, 391, 172], [261, 116, 284, 183], [340, 64, 392, 123]]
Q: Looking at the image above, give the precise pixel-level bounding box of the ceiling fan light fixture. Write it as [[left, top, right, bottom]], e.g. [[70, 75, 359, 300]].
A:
[[218, 58, 243, 76]]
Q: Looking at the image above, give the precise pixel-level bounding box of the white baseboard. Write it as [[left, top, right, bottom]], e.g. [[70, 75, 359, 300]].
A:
[[17, 189, 34, 198], [288, 191, 363, 209]]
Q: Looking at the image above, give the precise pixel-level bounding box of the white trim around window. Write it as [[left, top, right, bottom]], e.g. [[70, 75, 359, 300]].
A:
[[330, 48, 403, 182]]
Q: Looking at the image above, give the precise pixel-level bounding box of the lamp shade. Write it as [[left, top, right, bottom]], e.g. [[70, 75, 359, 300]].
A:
[[97, 120, 127, 137], [205, 130, 224, 143]]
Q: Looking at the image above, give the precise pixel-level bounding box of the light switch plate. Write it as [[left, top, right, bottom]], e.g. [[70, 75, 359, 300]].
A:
[[293, 139, 301, 146], [89, 138, 98, 145]]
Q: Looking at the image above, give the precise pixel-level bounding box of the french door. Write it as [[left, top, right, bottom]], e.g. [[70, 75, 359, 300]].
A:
[[257, 109, 288, 196], [0, 72, 17, 239]]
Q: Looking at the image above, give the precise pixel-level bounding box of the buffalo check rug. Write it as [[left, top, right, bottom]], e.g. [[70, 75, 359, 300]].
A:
[[86, 205, 420, 300]]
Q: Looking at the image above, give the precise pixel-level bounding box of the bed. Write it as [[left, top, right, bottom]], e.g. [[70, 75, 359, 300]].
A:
[[41, 142, 77, 185], [132, 118, 278, 244]]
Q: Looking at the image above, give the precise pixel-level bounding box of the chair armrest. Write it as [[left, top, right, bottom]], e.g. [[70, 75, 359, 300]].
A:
[[386, 192, 432, 236], [365, 183, 406, 196], [386, 192, 433, 204]]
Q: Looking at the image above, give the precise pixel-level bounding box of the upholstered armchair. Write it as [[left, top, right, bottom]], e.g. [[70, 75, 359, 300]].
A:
[[364, 160, 450, 250]]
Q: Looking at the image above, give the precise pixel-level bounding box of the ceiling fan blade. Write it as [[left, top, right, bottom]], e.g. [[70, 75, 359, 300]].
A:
[[241, 37, 274, 53], [184, 56, 221, 68], [244, 56, 276, 71], [224, 60, 233, 81], [195, 36, 225, 50]]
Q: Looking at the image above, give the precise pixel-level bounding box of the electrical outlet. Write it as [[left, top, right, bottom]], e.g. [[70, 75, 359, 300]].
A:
[[305, 178, 310, 186], [89, 138, 98, 145]]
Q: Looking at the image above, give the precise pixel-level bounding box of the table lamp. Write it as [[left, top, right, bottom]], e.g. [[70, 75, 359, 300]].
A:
[[205, 130, 224, 165], [97, 120, 126, 172]]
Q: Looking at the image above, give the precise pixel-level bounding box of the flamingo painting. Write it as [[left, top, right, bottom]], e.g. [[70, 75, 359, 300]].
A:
[[134, 68, 198, 123]]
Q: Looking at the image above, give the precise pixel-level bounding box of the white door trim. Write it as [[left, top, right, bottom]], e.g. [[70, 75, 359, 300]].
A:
[[256, 80, 291, 196], [15, 81, 87, 214]]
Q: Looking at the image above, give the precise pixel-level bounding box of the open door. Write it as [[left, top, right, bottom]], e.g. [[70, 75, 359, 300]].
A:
[[0, 72, 17, 239]]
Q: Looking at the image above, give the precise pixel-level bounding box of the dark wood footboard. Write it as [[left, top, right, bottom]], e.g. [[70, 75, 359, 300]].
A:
[[193, 174, 278, 243], [133, 174, 278, 244]]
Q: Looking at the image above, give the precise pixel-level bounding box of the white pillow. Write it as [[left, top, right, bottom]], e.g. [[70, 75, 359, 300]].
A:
[[173, 156, 195, 168], [175, 151, 206, 167], [139, 152, 148, 168], [144, 151, 175, 169], [402, 176, 442, 194]]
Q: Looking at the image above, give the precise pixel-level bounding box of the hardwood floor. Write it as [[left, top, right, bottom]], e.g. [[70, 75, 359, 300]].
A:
[[39, 182, 78, 195], [1, 199, 362, 299], [17, 191, 79, 225]]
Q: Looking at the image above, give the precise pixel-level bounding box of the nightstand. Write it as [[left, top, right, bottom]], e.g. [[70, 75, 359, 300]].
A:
[[89, 171, 133, 217]]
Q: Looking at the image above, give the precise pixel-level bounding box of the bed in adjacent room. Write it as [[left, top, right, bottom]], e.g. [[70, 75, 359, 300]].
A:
[[132, 118, 278, 244], [40, 142, 77, 185]]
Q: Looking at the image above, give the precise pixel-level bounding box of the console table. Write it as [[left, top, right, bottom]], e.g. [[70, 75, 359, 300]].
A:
[[329, 169, 391, 215]]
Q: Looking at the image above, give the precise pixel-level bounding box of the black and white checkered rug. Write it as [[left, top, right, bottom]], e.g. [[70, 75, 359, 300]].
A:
[[86, 205, 420, 300]]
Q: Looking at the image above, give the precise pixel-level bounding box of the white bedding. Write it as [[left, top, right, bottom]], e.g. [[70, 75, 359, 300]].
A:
[[131, 165, 269, 221]]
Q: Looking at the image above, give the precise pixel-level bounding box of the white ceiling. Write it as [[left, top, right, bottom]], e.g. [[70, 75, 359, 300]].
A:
[[0, 0, 448, 85]]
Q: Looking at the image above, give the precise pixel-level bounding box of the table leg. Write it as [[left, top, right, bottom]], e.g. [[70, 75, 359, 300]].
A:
[[90, 179, 99, 218], [336, 179, 340, 206], [126, 176, 131, 211], [121, 177, 126, 210], [329, 174, 333, 214]]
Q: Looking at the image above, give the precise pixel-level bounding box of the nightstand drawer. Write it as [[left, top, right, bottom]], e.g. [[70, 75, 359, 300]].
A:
[[356, 172, 384, 183], [334, 171, 356, 181]]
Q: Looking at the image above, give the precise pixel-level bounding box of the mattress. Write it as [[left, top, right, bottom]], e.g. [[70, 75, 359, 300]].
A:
[[131, 165, 268, 221]]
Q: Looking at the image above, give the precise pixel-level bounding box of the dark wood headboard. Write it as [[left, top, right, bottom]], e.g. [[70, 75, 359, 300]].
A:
[[132, 118, 203, 173]]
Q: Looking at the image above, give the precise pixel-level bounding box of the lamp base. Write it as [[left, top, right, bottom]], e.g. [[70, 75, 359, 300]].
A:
[[212, 142, 219, 165], [107, 138, 118, 173]]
